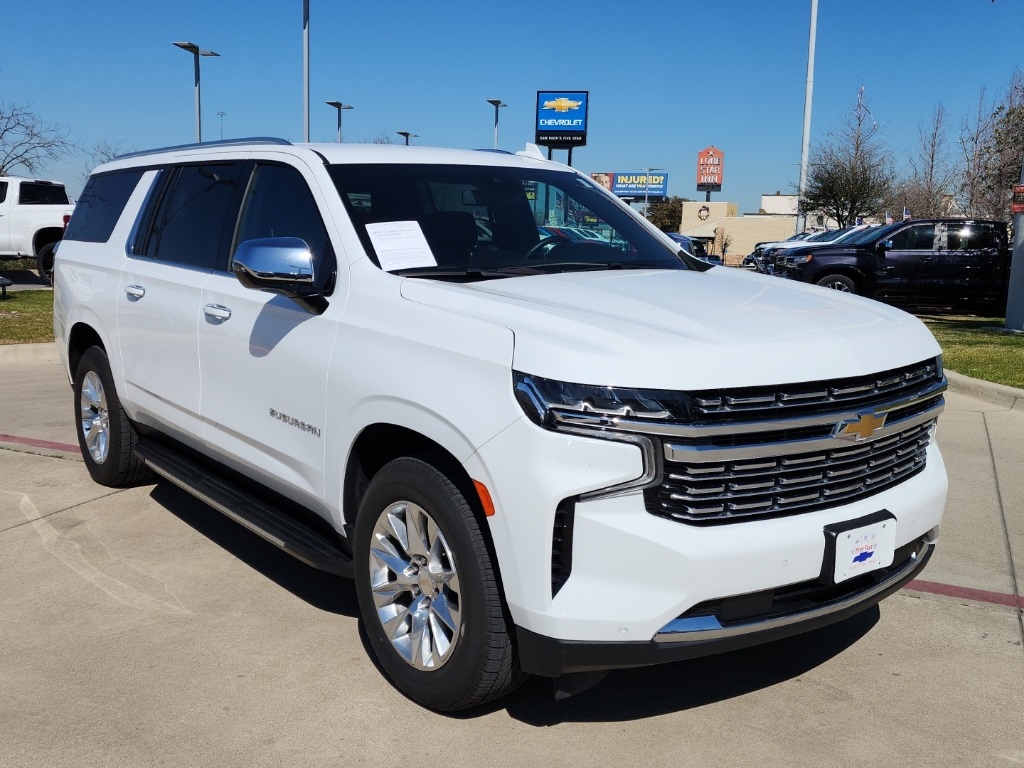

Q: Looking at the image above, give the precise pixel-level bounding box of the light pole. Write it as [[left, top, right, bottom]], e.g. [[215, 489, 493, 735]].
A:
[[638, 167, 663, 219], [324, 101, 353, 142], [396, 131, 418, 146], [173, 41, 220, 143], [217, 111, 227, 140], [303, 0, 310, 142], [796, 0, 818, 234], [486, 98, 506, 150]]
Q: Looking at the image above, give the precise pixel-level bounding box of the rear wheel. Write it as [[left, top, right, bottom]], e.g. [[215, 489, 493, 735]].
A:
[[353, 457, 522, 711], [816, 274, 856, 293], [36, 242, 56, 285], [73, 346, 151, 486]]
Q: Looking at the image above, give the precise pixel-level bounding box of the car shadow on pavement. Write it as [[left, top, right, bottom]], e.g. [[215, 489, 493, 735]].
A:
[[0, 267, 47, 286], [149, 482, 360, 618], [495, 607, 879, 724]]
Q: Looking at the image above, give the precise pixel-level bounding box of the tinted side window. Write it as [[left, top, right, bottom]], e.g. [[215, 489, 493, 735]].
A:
[[889, 224, 935, 250], [0, 182, 7, 204], [64, 170, 145, 243], [234, 164, 335, 292], [18, 182, 70, 205], [148, 163, 247, 269]]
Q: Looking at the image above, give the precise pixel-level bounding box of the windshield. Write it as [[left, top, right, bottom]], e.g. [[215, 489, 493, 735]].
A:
[[327, 163, 689, 279], [849, 224, 899, 245]]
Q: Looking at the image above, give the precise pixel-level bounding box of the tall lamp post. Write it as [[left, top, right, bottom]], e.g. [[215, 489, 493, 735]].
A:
[[486, 98, 506, 150], [216, 111, 227, 140], [325, 101, 353, 142], [303, 0, 310, 142], [172, 41, 220, 143], [396, 131, 418, 146]]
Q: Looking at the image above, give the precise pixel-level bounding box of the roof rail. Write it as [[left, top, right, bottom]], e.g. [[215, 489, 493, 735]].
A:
[[114, 137, 292, 161]]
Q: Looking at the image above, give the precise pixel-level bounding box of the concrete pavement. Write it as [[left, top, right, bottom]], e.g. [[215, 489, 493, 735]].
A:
[[1, 344, 1022, 767]]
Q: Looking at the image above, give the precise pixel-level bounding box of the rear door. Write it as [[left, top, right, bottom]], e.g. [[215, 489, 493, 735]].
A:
[[939, 222, 1006, 305], [117, 161, 248, 441]]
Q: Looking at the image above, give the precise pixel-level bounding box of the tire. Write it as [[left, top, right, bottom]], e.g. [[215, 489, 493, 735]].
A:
[[815, 274, 856, 293], [353, 457, 523, 711], [73, 346, 151, 486], [36, 241, 56, 286]]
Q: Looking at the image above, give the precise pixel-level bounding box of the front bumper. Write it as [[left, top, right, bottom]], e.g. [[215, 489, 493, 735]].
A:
[[517, 535, 933, 677]]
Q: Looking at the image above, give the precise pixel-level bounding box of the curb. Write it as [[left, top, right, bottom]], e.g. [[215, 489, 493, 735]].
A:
[[2, 342, 1022, 410], [945, 369, 1024, 411]]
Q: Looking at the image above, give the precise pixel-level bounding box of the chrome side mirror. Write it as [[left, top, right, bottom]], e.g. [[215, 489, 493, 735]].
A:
[[232, 237, 327, 314]]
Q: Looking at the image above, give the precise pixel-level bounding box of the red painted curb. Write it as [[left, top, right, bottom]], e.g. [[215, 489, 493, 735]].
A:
[[905, 579, 1024, 610], [0, 433, 80, 454]]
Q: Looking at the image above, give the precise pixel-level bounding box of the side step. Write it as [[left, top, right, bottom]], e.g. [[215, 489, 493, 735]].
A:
[[135, 439, 353, 578]]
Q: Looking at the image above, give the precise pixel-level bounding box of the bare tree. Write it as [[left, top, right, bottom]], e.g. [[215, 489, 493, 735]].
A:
[[889, 104, 960, 218], [801, 89, 895, 227], [0, 101, 77, 177], [81, 139, 137, 181]]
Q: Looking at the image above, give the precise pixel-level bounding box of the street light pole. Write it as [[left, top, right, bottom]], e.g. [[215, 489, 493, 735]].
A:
[[396, 131, 418, 146], [325, 101, 353, 142], [217, 111, 227, 140], [796, 0, 818, 234], [303, 0, 310, 142], [486, 99, 506, 150], [173, 42, 220, 143]]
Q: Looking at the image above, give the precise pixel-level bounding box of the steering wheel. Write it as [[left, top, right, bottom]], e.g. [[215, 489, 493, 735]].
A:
[[525, 234, 572, 260]]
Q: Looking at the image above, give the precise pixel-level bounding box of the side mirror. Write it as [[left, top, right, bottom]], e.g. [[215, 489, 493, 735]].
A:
[[232, 237, 327, 314], [878, 239, 893, 253]]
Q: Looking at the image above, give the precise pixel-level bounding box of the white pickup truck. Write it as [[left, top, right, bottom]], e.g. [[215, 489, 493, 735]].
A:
[[0, 176, 75, 283]]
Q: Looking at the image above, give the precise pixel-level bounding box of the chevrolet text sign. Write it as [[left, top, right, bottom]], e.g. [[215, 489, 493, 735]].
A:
[[696, 146, 724, 192], [536, 91, 589, 147], [591, 172, 668, 198]]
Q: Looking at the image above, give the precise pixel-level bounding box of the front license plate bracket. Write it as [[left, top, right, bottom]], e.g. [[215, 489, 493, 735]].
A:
[[820, 510, 898, 585]]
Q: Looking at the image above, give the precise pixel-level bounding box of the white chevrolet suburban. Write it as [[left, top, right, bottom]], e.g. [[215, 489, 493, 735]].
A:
[[53, 139, 948, 711]]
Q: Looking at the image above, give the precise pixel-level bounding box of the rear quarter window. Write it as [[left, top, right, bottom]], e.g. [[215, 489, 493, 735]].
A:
[[65, 170, 146, 243]]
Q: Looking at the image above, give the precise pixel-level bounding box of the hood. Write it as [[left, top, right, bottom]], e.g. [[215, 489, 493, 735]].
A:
[[399, 268, 940, 390]]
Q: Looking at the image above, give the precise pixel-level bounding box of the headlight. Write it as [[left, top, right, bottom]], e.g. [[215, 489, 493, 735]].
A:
[[513, 372, 678, 430]]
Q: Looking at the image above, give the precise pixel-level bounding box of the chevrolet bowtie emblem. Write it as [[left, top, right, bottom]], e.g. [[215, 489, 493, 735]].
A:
[[834, 411, 888, 441], [542, 97, 583, 112]]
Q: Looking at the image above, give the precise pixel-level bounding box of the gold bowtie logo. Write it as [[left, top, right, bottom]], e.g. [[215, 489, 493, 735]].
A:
[[835, 412, 887, 441], [542, 97, 583, 112]]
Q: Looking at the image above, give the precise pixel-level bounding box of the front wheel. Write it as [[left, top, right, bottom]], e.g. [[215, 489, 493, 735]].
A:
[[73, 346, 151, 486], [816, 273, 856, 293], [36, 241, 56, 285], [353, 457, 522, 711]]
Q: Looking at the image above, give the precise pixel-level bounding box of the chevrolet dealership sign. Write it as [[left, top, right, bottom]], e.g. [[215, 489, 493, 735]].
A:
[[536, 91, 589, 147]]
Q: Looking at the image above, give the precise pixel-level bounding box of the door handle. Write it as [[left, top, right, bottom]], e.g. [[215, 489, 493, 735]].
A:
[[124, 284, 145, 299], [919, 257, 935, 263], [203, 304, 232, 321]]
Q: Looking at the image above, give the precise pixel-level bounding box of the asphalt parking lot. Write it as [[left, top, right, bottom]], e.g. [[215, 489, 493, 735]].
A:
[[1, 344, 1022, 768]]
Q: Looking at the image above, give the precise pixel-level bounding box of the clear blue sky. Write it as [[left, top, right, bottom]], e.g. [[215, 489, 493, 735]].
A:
[[4, 0, 1022, 212]]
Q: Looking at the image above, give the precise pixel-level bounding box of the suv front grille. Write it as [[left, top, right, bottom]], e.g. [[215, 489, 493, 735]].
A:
[[628, 358, 946, 526], [647, 418, 934, 524]]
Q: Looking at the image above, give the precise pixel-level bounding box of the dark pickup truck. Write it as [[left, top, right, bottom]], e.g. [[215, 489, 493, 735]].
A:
[[776, 219, 1011, 312]]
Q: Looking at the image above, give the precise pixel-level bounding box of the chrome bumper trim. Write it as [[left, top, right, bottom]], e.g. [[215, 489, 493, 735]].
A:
[[653, 539, 932, 644]]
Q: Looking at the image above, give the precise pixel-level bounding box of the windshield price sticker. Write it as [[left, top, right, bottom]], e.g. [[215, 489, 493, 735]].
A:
[[366, 221, 437, 272], [833, 517, 896, 583]]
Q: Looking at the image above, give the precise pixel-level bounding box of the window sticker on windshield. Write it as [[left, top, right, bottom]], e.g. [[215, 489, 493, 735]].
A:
[[366, 221, 437, 272]]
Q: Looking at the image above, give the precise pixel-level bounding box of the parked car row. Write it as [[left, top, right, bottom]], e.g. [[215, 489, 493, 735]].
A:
[[749, 219, 1011, 313]]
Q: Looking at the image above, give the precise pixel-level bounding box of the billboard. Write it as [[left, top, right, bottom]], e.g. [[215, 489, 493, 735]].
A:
[[591, 172, 668, 198], [536, 91, 589, 147], [696, 146, 724, 192]]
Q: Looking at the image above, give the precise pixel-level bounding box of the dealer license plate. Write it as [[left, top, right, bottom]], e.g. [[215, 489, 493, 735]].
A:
[[832, 516, 896, 583]]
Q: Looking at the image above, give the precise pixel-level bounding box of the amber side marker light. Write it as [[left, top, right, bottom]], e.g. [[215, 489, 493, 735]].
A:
[[473, 480, 496, 517]]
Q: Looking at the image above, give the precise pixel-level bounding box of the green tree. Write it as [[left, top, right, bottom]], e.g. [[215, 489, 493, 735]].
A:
[[646, 195, 690, 231], [801, 89, 894, 227]]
